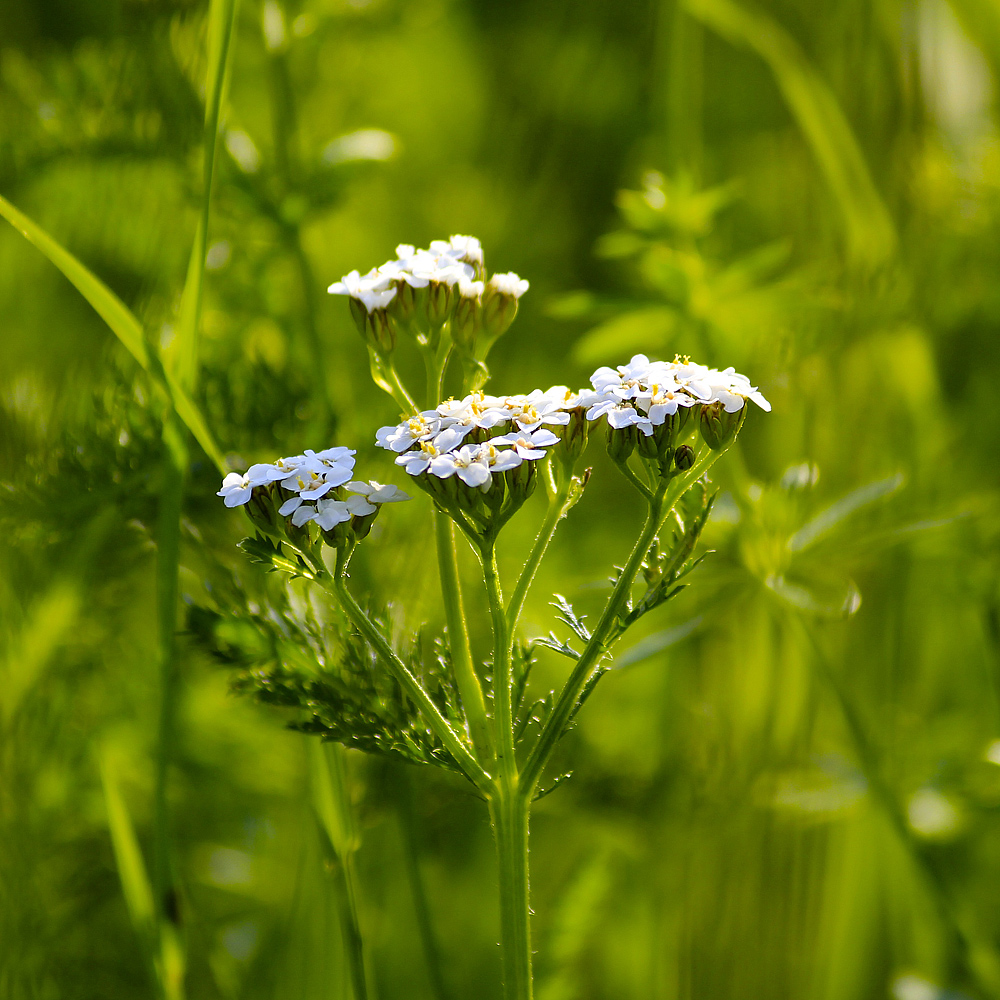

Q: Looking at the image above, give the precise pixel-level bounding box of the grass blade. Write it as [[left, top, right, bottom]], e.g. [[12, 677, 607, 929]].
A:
[[100, 749, 157, 943], [169, 0, 241, 391], [683, 0, 896, 266], [0, 192, 225, 472], [788, 473, 904, 553]]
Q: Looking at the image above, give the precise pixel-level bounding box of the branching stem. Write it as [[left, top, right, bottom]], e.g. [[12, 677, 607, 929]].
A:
[[521, 443, 728, 795], [505, 476, 573, 643], [327, 574, 492, 795]]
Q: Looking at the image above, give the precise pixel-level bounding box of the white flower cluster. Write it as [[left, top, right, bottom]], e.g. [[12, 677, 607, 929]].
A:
[[328, 235, 529, 314], [376, 387, 578, 490], [217, 446, 410, 529], [584, 354, 771, 435], [377, 354, 770, 490]]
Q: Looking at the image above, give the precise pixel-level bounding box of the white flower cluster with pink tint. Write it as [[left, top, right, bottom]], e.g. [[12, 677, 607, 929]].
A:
[[376, 387, 578, 490], [583, 354, 771, 436], [327, 235, 528, 314], [217, 446, 409, 527]]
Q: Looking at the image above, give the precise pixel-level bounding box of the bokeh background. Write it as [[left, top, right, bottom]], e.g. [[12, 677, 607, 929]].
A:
[[4, 0, 1000, 998]]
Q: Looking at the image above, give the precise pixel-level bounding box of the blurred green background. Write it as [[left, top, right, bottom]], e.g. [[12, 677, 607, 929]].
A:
[[4, 0, 1000, 998]]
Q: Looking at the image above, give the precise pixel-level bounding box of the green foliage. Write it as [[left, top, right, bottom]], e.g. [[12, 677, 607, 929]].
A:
[[4, 0, 1000, 998], [190, 586, 471, 774]]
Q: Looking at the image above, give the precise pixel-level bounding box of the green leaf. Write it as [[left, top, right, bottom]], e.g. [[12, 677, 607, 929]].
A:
[[788, 473, 904, 553], [167, 0, 241, 391], [99, 750, 156, 938], [0, 193, 226, 472], [765, 573, 862, 617], [684, 0, 896, 267], [615, 616, 703, 669]]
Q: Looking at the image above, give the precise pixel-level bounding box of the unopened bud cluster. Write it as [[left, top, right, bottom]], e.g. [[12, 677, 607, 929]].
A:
[[217, 446, 410, 545]]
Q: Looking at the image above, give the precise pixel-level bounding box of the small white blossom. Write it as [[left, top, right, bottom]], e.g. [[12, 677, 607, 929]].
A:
[[218, 472, 254, 507], [429, 444, 493, 489], [479, 441, 523, 473], [345, 480, 412, 504], [445, 234, 484, 266], [328, 268, 398, 313], [489, 272, 529, 298], [376, 412, 443, 452], [312, 498, 354, 529], [396, 442, 443, 476], [458, 277, 485, 299], [496, 390, 572, 432], [493, 428, 559, 459]]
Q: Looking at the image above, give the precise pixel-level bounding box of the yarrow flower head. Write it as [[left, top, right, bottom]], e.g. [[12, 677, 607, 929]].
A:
[[582, 354, 771, 477], [376, 352, 769, 528], [217, 446, 410, 547], [376, 385, 581, 535], [327, 236, 528, 376]]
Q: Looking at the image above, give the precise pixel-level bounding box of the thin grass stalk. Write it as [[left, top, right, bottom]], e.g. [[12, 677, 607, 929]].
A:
[[395, 768, 454, 1000], [800, 620, 1000, 996], [152, 412, 188, 1000]]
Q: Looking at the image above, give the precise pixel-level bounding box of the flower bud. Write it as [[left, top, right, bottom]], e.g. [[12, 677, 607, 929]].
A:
[[424, 280, 454, 330], [320, 519, 353, 549], [654, 405, 694, 456], [699, 401, 746, 450], [606, 421, 636, 463], [482, 473, 507, 513], [505, 459, 537, 509], [452, 279, 483, 351], [348, 296, 368, 339], [245, 484, 283, 539], [480, 273, 528, 351], [555, 407, 589, 467], [674, 444, 695, 470], [387, 280, 419, 330], [350, 511, 379, 540], [366, 307, 395, 358], [636, 426, 659, 461]]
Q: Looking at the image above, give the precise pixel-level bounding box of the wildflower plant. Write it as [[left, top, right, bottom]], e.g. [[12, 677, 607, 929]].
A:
[[217, 235, 770, 999]]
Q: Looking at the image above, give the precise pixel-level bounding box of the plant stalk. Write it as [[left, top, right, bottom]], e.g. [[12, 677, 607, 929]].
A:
[[436, 513, 494, 763], [328, 575, 492, 795], [506, 476, 573, 641], [482, 542, 533, 999], [489, 787, 533, 1000], [521, 443, 726, 794]]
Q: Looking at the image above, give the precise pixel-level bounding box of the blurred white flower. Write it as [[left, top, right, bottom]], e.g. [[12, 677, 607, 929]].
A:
[[488, 272, 529, 298], [321, 128, 396, 166]]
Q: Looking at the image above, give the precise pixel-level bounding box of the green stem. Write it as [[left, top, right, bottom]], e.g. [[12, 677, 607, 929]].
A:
[[331, 852, 369, 1000], [395, 768, 454, 1000], [436, 513, 494, 763], [153, 414, 187, 998], [521, 444, 725, 795], [505, 477, 573, 641], [482, 541, 533, 1000], [309, 740, 370, 1000], [388, 363, 419, 414], [328, 575, 492, 795], [489, 788, 533, 1000], [614, 457, 654, 502], [483, 544, 515, 775]]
